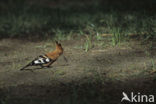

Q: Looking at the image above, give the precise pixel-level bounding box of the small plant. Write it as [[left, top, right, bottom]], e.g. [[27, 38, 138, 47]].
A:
[[79, 29, 84, 36], [96, 32, 103, 40], [67, 30, 73, 40], [111, 28, 122, 46], [53, 28, 66, 40], [84, 35, 92, 52]]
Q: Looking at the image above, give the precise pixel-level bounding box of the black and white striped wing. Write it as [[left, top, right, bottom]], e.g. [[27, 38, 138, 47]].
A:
[[20, 55, 54, 70], [32, 55, 52, 66]]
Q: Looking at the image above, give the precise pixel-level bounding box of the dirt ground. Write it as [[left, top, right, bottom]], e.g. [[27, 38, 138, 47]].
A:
[[0, 38, 156, 104]]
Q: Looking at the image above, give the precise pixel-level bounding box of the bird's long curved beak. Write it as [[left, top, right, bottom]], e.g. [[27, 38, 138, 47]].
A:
[[63, 55, 68, 62]]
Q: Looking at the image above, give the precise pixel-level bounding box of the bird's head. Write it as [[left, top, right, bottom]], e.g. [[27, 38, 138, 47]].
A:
[[55, 41, 63, 54]]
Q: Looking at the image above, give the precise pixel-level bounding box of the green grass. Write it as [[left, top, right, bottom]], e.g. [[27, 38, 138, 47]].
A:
[[95, 32, 103, 41], [111, 28, 122, 46], [84, 35, 92, 52], [0, 0, 156, 43]]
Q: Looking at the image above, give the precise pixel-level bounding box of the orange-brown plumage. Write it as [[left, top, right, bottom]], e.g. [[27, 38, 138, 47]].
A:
[[20, 41, 64, 70], [42, 41, 63, 67], [45, 41, 63, 60]]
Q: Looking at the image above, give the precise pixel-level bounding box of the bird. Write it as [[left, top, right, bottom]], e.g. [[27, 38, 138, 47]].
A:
[[121, 92, 131, 102], [20, 41, 65, 70]]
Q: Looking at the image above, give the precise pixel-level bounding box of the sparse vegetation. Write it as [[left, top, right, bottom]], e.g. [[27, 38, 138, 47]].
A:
[[0, 0, 156, 42], [1, 0, 156, 104], [111, 28, 122, 46], [84, 35, 92, 52]]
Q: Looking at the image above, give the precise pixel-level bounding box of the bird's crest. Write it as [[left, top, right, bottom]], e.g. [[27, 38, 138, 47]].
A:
[[55, 40, 63, 52], [55, 41, 61, 46]]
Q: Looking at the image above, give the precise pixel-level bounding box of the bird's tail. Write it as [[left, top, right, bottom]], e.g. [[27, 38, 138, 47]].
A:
[[20, 62, 32, 70]]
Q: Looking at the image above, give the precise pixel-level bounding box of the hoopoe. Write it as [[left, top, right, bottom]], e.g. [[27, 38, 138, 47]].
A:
[[20, 41, 64, 70]]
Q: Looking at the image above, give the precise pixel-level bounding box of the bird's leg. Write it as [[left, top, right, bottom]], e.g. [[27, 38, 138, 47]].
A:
[[40, 65, 44, 68], [46, 65, 51, 68], [46, 62, 54, 68], [41, 61, 54, 69]]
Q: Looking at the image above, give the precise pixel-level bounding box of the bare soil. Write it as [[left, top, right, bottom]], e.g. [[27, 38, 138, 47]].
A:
[[0, 38, 156, 104]]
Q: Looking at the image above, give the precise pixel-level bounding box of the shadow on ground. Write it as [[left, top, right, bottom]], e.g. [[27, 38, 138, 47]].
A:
[[0, 74, 156, 104]]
